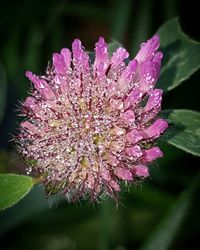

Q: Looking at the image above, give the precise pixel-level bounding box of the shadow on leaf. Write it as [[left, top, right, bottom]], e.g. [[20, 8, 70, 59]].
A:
[[158, 110, 185, 141], [157, 40, 182, 92]]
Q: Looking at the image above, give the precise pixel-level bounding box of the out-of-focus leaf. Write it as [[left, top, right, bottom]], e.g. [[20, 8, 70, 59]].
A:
[[3, 29, 20, 78], [130, 184, 174, 210], [139, 174, 200, 250], [0, 173, 33, 211], [24, 24, 42, 72], [0, 184, 50, 235], [0, 63, 6, 124], [110, 0, 132, 42], [160, 109, 200, 156], [130, 0, 151, 56], [0, 185, 65, 236], [63, 2, 109, 21], [99, 200, 114, 250], [157, 18, 200, 92], [44, 1, 67, 35], [163, 0, 177, 20]]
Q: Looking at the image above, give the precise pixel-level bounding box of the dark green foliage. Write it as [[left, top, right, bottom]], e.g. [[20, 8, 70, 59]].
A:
[[0, 1, 199, 249]]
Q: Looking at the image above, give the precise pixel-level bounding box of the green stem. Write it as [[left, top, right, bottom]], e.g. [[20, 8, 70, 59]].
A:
[[99, 199, 113, 250]]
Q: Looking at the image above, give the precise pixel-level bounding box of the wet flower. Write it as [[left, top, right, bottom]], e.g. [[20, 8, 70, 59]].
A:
[[17, 35, 168, 202]]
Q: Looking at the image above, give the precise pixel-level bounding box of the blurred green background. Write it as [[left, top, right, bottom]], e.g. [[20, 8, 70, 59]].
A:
[[0, 0, 199, 249]]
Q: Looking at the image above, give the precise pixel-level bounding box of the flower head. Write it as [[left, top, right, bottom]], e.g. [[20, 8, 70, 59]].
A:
[[18, 35, 168, 202]]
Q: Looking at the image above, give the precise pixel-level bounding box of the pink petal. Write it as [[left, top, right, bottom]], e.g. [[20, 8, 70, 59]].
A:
[[93, 37, 109, 77], [72, 39, 82, 60], [132, 165, 149, 178], [116, 167, 133, 181], [25, 71, 54, 100], [140, 61, 158, 92], [53, 53, 65, 75], [23, 97, 45, 119], [112, 126, 126, 136], [124, 88, 143, 109], [139, 52, 163, 93], [23, 96, 36, 108], [142, 147, 163, 162], [144, 119, 168, 139], [60, 48, 71, 69], [20, 121, 39, 135], [109, 99, 124, 110], [125, 145, 143, 158], [101, 169, 111, 181], [152, 51, 163, 73], [119, 59, 138, 84], [54, 74, 69, 93], [121, 110, 135, 124], [72, 39, 89, 72], [111, 47, 129, 67], [141, 89, 163, 122], [144, 89, 163, 112], [126, 129, 145, 144], [87, 174, 95, 189], [107, 81, 116, 96], [135, 34, 160, 62], [106, 154, 119, 166], [110, 180, 120, 192], [111, 140, 125, 152]]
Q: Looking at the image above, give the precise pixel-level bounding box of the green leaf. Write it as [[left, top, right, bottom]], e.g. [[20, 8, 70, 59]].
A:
[[0, 173, 33, 211], [157, 18, 200, 92], [139, 174, 200, 250], [0, 62, 6, 124], [160, 109, 200, 156]]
